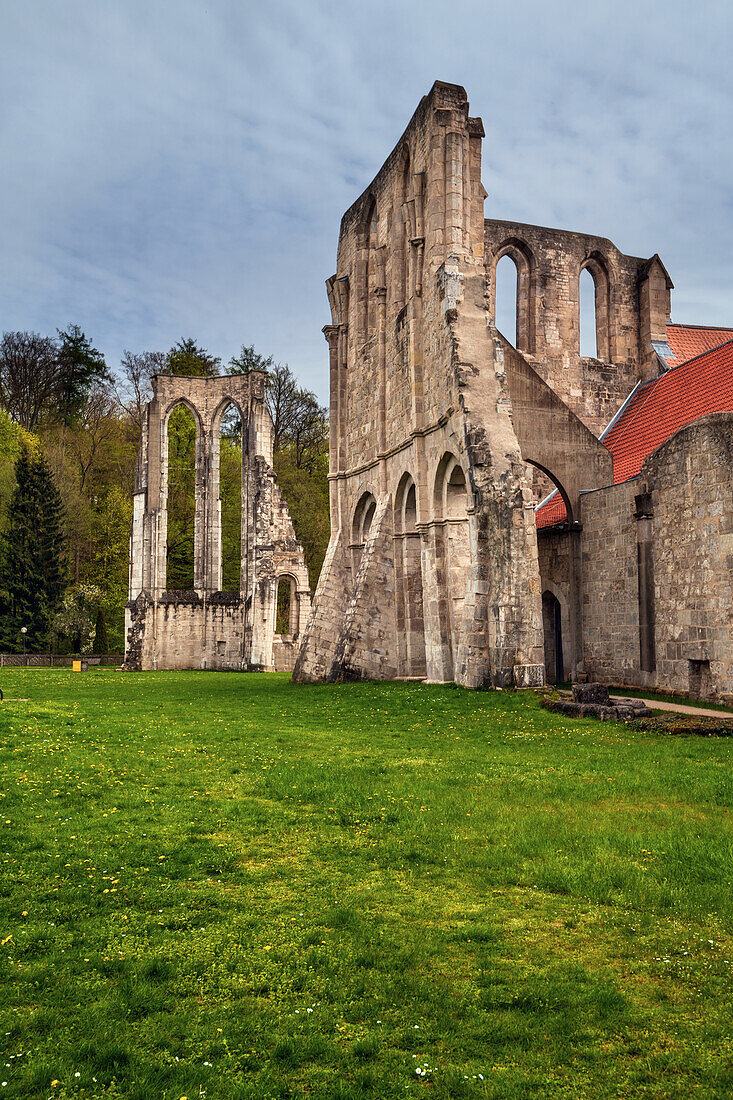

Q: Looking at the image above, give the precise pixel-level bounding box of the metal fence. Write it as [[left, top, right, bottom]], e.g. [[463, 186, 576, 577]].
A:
[[0, 654, 123, 667]]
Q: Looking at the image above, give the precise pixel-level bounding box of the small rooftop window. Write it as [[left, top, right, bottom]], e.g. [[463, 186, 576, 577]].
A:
[[652, 339, 675, 369]]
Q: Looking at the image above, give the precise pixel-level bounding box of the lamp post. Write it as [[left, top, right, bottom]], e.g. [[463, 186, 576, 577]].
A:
[[20, 626, 27, 662]]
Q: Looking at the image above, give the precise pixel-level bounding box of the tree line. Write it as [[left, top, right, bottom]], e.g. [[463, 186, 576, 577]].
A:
[[0, 330, 329, 654]]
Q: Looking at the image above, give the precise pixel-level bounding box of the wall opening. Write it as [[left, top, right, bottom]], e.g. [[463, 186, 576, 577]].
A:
[[492, 240, 533, 352], [275, 575, 298, 636], [542, 591, 564, 684], [218, 401, 242, 592], [579, 266, 598, 358], [351, 492, 377, 582], [688, 658, 712, 700], [434, 454, 471, 677], [166, 403, 197, 590], [495, 254, 518, 347], [394, 474, 426, 678], [635, 492, 656, 673]]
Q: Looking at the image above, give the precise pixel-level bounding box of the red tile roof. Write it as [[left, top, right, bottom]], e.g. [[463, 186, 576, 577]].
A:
[[536, 338, 733, 529], [665, 323, 733, 366]]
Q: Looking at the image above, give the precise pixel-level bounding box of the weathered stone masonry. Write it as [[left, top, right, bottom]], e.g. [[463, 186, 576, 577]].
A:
[[124, 373, 311, 671], [294, 81, 613, 689], [295, 80, 733, 701]]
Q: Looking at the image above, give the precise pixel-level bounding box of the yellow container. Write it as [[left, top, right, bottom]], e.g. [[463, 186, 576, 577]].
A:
[[72, 660, 82, 672]]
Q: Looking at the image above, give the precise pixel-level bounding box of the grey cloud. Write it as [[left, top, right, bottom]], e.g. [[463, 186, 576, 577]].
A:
[[1, 0, 731, 402]]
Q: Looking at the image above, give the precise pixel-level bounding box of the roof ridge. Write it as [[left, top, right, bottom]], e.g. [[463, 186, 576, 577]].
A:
[[668, 321, 733, 333], [664, 336, 733, 372]]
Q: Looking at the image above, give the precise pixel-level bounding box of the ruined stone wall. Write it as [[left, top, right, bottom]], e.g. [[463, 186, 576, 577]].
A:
[[646, 415, 733, 698], [297, 81, 621, 690], [126, 594, 246, 671], [485, 220, 672, 435], [297, 82, 550, 688], [125, 373, 310, 672]]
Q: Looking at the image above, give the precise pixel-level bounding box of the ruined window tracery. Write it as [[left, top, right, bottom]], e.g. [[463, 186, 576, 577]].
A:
[[579, 267, 598, 358]]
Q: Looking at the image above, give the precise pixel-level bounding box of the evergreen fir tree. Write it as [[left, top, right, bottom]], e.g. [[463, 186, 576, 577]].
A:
[[55, 324, 110, 424], [0, 450, 65, 651]]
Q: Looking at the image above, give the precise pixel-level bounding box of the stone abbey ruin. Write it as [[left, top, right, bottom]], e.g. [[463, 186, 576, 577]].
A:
[[293, 81, 733, 700], [125, 372, 311, 671], [126, 81, 733, 700]]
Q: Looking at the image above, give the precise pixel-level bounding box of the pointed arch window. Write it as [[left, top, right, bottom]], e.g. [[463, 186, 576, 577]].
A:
[[165, 403, 198, 590]]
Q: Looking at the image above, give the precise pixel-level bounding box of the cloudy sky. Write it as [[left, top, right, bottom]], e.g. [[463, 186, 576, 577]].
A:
[[2, 0, 731, 401]]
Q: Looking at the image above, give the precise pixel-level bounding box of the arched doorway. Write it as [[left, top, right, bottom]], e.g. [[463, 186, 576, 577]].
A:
[[542, 590, 564, 684]]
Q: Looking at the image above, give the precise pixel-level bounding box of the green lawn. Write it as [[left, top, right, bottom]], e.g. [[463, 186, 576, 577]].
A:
[[1, 671, 733, 1099]]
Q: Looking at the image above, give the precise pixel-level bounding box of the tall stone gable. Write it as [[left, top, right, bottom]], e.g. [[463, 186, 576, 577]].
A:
[[295, 81, 563, 687]]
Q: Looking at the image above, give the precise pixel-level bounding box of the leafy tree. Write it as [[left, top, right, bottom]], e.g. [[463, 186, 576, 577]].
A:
[[87, 484, 133, 652], [0, 450, 65, 650], [93, 606, 109, 653], [0, 331, 59, 430], [166, 339, 220, 377], [228, 344, 274, 375], [55, 325, 111, 425], [274, 443, 329, 589], [220, 433, 242, 592], [117, 350, 165, 431], [53, 583, 101, 653]]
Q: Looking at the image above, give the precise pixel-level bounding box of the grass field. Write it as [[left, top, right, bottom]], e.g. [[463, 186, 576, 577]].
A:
[[2, 670, 733, 1099]]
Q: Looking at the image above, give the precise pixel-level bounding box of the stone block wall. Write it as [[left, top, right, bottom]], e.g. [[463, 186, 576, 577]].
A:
[[645, 415, 733, 697], [579, 481, 641, 682], [573, 413, 733, 700]]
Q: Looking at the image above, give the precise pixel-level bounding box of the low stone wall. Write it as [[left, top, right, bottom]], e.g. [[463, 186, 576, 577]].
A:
[[125, 594, 247, 671], [272, 637, 299, 672], [0, 655, 123, 667]]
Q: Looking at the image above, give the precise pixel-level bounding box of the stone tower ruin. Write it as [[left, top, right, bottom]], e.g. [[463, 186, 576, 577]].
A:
[[125, 371, 311, 671]]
